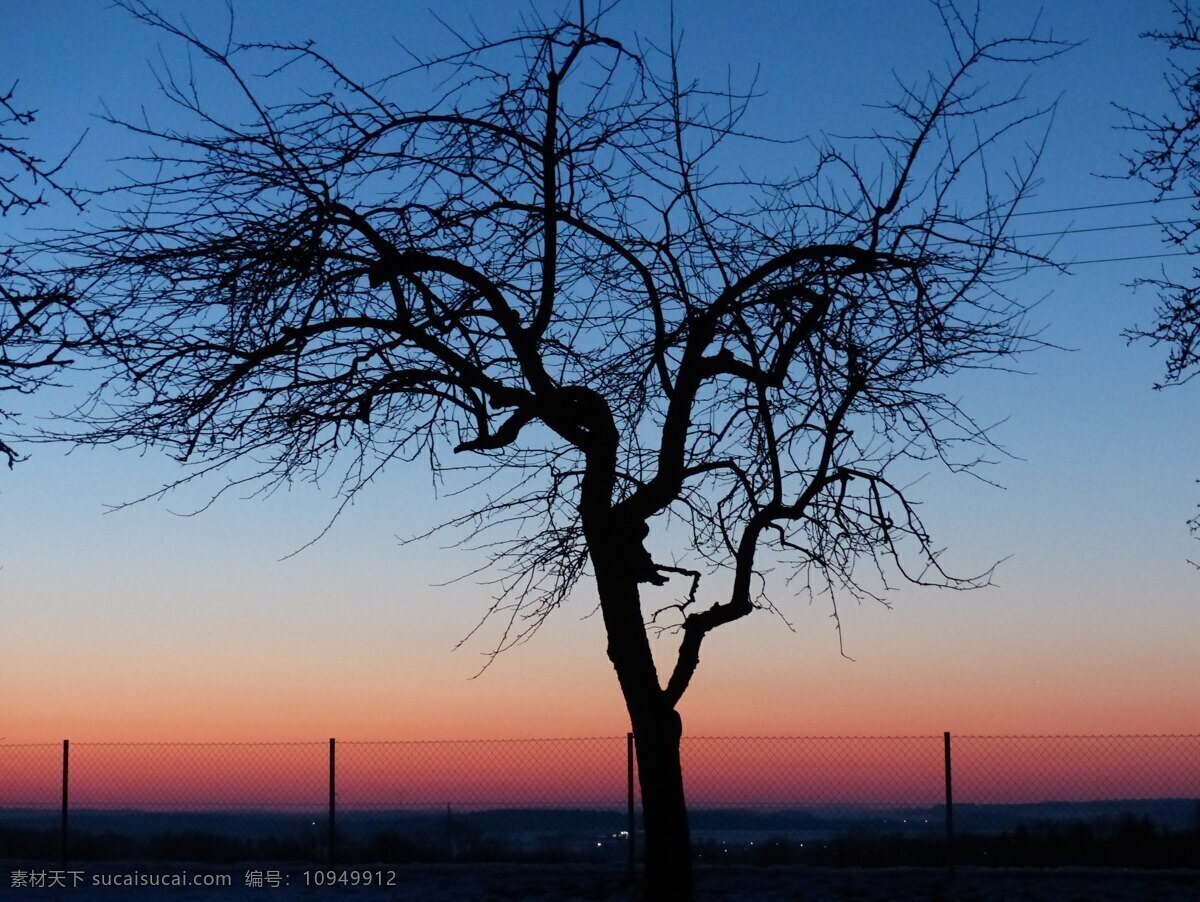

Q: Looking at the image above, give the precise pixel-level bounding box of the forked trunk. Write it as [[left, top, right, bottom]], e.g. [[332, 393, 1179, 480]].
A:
[[632, 707, 693, 901], [587, 516, 695, 899]]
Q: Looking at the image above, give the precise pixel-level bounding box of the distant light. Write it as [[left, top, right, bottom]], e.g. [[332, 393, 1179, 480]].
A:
[[596, 842, 602, 847]]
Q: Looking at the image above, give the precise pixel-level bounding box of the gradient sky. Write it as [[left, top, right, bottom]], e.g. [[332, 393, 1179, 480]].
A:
[[1, 0, 1198, 748]]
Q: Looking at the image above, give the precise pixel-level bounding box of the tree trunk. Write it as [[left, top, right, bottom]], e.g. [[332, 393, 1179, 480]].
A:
[[585, 508, 695, 899], [592, 576, 696, 899], [632, 706, 693, 901]]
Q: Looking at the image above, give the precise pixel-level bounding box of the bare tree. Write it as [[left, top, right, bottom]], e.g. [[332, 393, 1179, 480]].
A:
[[1122, 0, 1200, 555], [0, 81, 80, 467], [50, 2, 1062, 895]]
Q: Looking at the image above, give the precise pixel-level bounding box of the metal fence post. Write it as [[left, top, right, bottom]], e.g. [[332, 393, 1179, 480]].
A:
[[626, 731, 635, 880], [328, 738, 336, 865], [944, 731, 954, 877], [61, 739, 69, 868]]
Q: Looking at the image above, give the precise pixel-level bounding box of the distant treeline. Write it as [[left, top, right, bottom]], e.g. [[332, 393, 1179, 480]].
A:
[[3, 801, 1198, 868], [701, 813, 1200, 868]]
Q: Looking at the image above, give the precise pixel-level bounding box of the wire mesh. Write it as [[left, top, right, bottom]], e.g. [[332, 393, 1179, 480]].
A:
[[955, 734, 1199, 805], [2, 734, 1197, 868], [2, 742, 328, 862], [69, 742, 327, 812], [0, 743, 60, 809], [678, 735, 944, 808], [334, 738, 628, 862], [338, 737, 625, 810], [951, 734, 1200, 866], [0, 743, 61, 861], [665, 736, 946, 865]]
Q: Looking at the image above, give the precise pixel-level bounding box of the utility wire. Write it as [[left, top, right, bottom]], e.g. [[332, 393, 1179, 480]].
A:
[[992, 250, 1194, 276], [1003, 195, 1195, 219], [1008, 219, 1193, 240], [924, 216, 1197, 252], [1039, 250, 1193, 268]]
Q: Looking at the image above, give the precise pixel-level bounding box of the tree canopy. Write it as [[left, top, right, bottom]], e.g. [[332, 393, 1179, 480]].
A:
[[42, 2, 1065, 894], [0, 81, 80, 467], [1124, 0, 1200, 554]]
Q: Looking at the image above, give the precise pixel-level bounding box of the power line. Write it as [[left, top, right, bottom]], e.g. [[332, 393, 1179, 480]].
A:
[[1048, 250, 1193, 267], [925, 220, 1192, 254], [1005, 195, 1196, 219], [1008, 219, 1193, 240], [919, 208, 1196, 250], [993, 250, 1194, 275]]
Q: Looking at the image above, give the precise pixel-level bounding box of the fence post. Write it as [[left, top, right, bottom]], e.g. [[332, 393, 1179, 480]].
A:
[[626, 731, 635, 880], [944, 731, 954, 878], [328, 738, 336, 865], [61, 739, 69, 869]]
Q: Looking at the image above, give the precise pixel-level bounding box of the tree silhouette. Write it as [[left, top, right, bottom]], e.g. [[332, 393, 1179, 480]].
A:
[[49, 2, 1062, 895], [1123, 0, 1200, 556], [0, 81, 80, 468]]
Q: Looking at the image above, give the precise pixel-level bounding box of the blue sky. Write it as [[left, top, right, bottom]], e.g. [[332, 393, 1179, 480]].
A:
[[1, 1, 1197, 741]]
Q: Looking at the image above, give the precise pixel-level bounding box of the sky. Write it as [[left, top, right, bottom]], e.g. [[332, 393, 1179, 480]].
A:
[[1, 0, 1198, 761]]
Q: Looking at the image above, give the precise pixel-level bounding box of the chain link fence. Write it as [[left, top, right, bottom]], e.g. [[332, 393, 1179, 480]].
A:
[[2, 735, 1197, 869], [672, 736, 947, 866], [949, 735, 1200, 867], [335, 738, 630, 864]]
